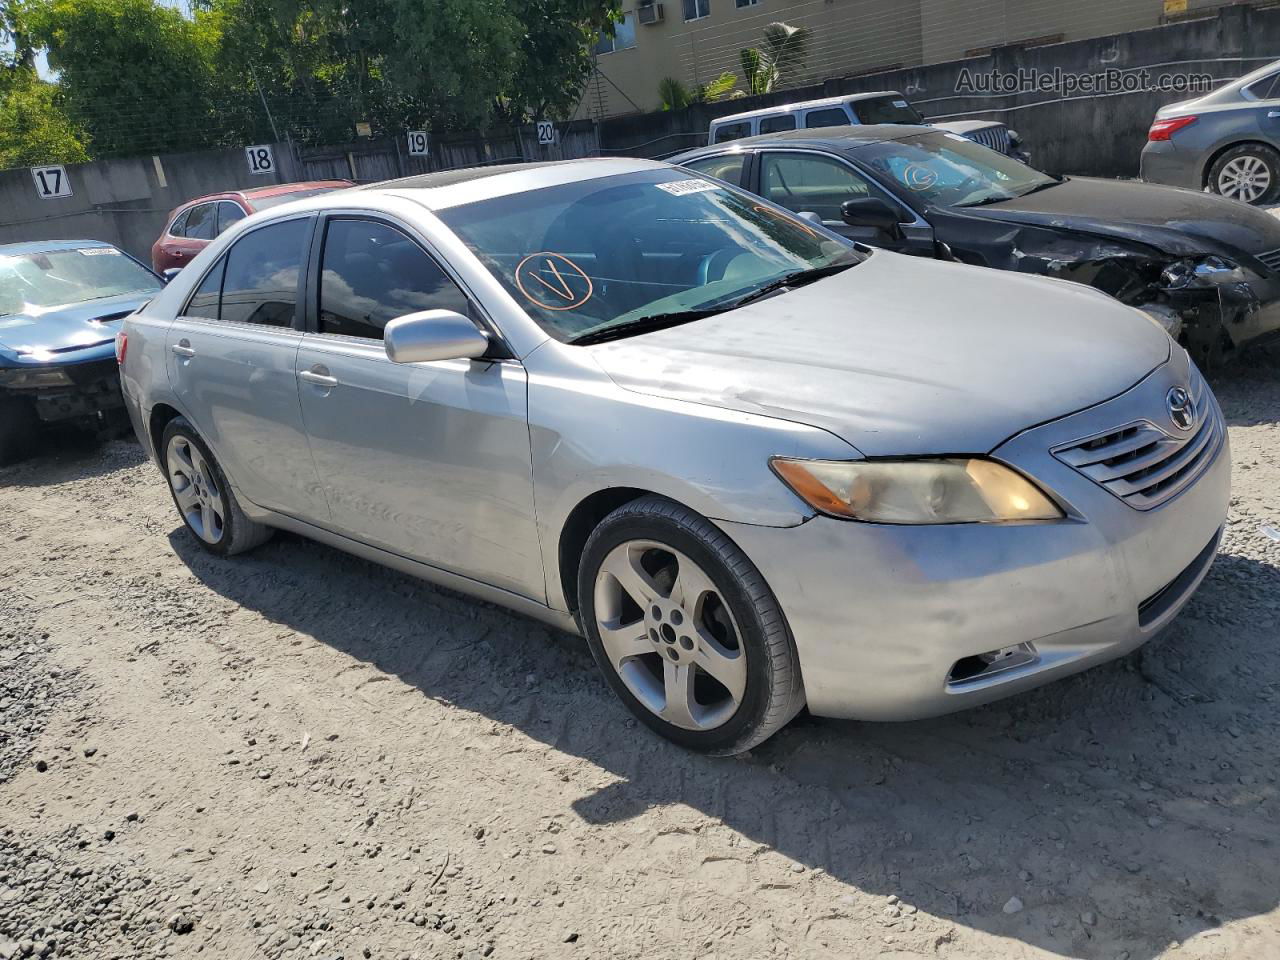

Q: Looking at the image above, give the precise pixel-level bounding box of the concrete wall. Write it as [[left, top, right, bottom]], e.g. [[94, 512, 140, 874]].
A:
[[597, 3, 1280, 179], [0, 143, 301, 266]]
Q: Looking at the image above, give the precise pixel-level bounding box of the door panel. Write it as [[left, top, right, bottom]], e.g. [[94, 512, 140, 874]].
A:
[[295, 339, 543, 599]]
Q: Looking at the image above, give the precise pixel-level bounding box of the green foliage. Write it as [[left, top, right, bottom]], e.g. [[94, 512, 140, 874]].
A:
[[0, 71, 90, 167], [740, 21, 811, 95], [660, 71, 740, 111]]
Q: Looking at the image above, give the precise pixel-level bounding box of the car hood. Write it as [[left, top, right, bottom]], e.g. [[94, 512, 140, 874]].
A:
[[586, 251, 1170, 457], [0, 292, 152, 357], [961, 176, 1280, 259]]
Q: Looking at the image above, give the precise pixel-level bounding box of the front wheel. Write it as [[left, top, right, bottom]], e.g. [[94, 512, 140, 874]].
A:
[[578, 496, 804, 755], [1208, 144, 1280, 205]]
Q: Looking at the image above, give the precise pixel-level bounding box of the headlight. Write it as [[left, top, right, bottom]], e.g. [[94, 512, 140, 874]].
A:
[[771, 457, 1064, 524], [1159, 256, 1245, 290], [1007, 128, 1023, 146], [0, 366, 73, 388]]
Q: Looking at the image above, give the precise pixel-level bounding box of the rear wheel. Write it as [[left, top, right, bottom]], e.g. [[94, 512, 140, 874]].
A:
[[0, 396, 37, 466], [161, 416, 272, 556], [1208, 143, 1280, 205], [578, 496, 804, 755]]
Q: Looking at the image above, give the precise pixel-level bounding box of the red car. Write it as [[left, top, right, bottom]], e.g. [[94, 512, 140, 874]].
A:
[[150, 181, 352, 273]]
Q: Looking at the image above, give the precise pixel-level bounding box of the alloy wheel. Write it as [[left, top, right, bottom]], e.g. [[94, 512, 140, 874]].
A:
[[166, 434, 225, 545], [592, 540, 747, 731], [1217, 155, 1272, 203]]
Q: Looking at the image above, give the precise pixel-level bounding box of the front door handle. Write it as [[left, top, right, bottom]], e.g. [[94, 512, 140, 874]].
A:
[[171, 340, 195, 358], [299, 366, 338, 388], [1269, 110, 1280, 118]]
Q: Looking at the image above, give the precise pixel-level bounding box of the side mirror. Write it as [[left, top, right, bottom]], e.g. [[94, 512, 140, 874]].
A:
[[841, 197, 904, 231], [384, 309, 490, 364], [162, 267, 183, 284]]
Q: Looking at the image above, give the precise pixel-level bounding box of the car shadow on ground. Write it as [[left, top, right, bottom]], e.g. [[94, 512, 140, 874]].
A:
[[170, 517, 1279, 960], [1213, 343, 1280, 427], [0, 426, 138, 489]]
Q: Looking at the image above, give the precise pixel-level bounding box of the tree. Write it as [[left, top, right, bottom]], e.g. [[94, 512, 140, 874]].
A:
[[739, 21, 811, 95], [502, 0, 621, 121], [0, 72, 90, 168], [27, 0, 221, 156], [659, 71, 740, 111]]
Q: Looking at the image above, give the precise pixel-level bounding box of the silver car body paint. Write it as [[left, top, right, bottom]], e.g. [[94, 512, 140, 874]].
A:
[[121, 158, 1230, 721]]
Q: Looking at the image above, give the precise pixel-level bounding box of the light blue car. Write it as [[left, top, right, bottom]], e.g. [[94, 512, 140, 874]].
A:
[[0, 239, 163, 463]]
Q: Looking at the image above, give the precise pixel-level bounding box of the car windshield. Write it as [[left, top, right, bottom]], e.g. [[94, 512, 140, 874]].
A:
[[436, 169, 861, 342], [854, 95, 923, 125], [856, 130, 1059, 207], [248, 186, 346, 211], [0, 247, 160, 318]]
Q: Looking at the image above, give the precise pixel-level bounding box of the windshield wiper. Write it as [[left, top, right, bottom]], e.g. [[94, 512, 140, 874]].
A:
[[567, 258, 860, 347], [1014, 178, 1064, 198]]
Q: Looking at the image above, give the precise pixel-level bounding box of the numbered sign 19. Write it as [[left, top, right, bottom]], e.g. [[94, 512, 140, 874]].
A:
[[245, 145, 276, 175], [407, 131, 429, 157], [31, 165, 72, 199], [536, 121, 557, 145]]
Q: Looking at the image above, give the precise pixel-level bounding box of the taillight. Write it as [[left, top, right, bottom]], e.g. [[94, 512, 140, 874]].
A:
[[115, 332, 128, 366], [1148, 115, 1197, 141]]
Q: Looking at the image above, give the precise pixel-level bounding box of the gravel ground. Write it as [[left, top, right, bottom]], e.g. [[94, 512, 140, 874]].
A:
[[1, 347, 1278, 960]]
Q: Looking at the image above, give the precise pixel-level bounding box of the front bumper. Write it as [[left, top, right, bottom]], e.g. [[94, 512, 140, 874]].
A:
[[722, 351, 1230, 721], [0, 355, 124, 424], [1140, 141, 1202, 190]]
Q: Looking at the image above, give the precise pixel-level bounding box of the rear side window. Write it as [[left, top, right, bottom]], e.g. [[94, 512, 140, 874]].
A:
[[219, 219, 310, 327], [681, 153, 748, 186], [713, 122, 751, 143], [184, 203, 217, 241], [1245, 74, 1280, 100], [852, 96, 924, 125], [217, 202, 246, 235], [318, 219, 470, 340], [758, 114, 797, 134], [168, 209, 190, 238], [804, 107, 851, 129], [185, 257, 225, 320]]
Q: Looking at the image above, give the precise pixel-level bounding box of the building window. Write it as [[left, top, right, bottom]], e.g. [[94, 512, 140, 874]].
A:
[[683, 0, 710, 21], [735, 0, 759, 7], [595, 12, 637, 54]]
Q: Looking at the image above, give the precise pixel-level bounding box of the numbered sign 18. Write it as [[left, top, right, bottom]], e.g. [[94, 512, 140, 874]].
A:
[[31, 165, 73, 200], [536, 121, 557, 145], [407, 131, 429, 157], [245, 145, 276, 175]]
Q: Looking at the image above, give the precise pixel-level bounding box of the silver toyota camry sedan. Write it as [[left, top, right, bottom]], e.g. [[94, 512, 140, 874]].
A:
[[119, 158, 1230, 754]]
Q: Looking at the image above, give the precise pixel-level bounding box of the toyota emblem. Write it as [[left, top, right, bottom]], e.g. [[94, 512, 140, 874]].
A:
[[1167, 385, 1196, 432]]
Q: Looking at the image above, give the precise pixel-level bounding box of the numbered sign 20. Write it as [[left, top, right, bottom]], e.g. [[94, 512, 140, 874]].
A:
[[31, 165, 72, 199], [245, 145, 276, 175], [536, 121, 557, 145], [407, 131, 429, 157]]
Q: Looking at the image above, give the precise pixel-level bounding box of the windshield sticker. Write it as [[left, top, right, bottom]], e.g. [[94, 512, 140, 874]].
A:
[[892, 99, 909, 107], [902, 163, 939, 191], [654, 178, 720, 197], [77, 247, 120, 256], [515, 253, 594, 311]]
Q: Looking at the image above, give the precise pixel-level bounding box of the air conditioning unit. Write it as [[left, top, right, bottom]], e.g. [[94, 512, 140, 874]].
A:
[[638, 2, 664, 25]]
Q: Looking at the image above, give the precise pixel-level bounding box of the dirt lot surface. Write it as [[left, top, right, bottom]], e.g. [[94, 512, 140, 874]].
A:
[[2, 350, 1278, 960]]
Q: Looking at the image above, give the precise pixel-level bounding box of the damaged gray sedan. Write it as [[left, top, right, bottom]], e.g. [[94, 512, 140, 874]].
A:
[[674, 126, 1280, 366]]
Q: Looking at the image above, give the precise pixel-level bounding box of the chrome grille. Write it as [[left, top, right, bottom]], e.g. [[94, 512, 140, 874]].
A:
[[1255, 247, 1280, 273], [1051, 370, 1223, 510], [964, 125, 1012, 155]]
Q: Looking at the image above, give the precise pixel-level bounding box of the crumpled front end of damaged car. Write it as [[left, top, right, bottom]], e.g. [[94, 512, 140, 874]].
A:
[[0, 340, 125, 425]]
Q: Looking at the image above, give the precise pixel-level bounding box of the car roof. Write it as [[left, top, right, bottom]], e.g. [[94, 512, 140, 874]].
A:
[[673, 124, 930, 161], [176, 181, 353, 209], [0, 239, 116, 256], [710, 92, 904, 126]]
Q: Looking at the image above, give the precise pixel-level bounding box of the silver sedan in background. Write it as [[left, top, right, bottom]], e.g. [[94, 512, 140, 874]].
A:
[[119, 158, 1229, 754]]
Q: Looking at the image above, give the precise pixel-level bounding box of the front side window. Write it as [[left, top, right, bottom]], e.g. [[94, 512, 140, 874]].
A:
[[759, 114, 797, 134], [217, 202, 246, 235], [0, 246, 160, 317], [437, 169, 860, 343], [219, 218, 310, 327], [804, 107, 851, 129], [318, 219, 470, 340], [857, 130, 1058, 207], [683, 0, 710, 20], [713, 121, 751, 143], [594, 13, 636, 54], [852, 95, 924, 125], [761, 153, 873, 222], [184, 203, 217, 241], [681, 153, 747, 186]]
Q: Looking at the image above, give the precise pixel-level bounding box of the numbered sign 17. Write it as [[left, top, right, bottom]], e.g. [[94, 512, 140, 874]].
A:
[[31, 165, 73, 199], [245, 145, 276, 175], [536, 121, 557, 145], [407, 131, 429, 157]]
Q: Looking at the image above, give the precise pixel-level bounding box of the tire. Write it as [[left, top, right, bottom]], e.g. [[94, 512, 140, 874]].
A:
[[1207, 143, 1280, 205], [160, 416, 273, 556], [0, 396, 37, 466], [578, 495, 804, 755]]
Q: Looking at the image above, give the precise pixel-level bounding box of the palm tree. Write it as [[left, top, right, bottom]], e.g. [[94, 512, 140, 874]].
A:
[[659, 72, 741, 111], [739, 21, 811, 95]]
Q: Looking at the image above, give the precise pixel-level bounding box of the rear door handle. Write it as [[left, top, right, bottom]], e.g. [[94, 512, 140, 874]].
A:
[[171, 341, 195, 358], [299, 366, 338, 387]]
